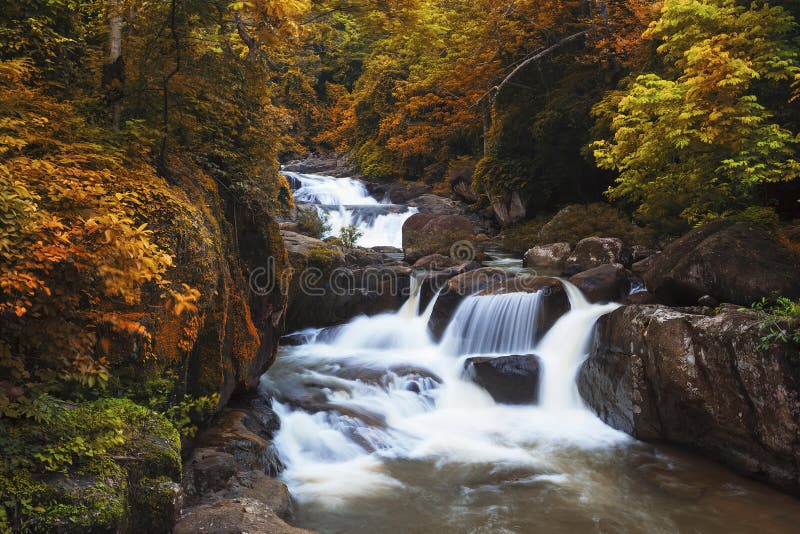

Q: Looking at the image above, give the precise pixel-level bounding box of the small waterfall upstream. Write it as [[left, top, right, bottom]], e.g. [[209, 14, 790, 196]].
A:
[[283, 171, 417, 248]]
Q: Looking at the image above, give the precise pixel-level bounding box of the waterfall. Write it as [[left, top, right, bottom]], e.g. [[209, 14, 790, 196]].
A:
[[264, 277, 629, 512], [283, 171, 417, 248], [440, 292, 544, 356]]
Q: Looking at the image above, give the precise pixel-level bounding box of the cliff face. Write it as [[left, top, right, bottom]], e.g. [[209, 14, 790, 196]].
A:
[[101, 161, 292, 410], [579, 304, 800, 494]]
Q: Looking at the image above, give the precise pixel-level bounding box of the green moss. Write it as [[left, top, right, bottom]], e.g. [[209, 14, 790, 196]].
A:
[[0, 399, 180, 533], [307, 244, 342, 270]]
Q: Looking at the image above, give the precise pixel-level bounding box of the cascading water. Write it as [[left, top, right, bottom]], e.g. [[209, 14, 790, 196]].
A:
[[264, 274, 800, 532], [283, 171, 417, 248]]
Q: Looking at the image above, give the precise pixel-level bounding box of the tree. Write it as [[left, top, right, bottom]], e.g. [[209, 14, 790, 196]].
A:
[[593, 0, 800, 233]]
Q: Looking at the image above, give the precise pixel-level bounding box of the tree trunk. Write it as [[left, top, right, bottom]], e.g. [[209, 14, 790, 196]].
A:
[[105, 1, 125, 132]]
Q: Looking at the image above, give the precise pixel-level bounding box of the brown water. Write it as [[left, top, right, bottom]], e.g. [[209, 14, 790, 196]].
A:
[[266, 264, 800, 533], [289, 443, 800, 533]]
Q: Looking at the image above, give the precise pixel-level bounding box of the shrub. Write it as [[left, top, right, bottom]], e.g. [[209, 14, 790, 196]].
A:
[[339, 223, 363, 248], [502, 203, 654, 254], [306, 244, 342, 270], [297, 208, 331, 238], [734, 206, 780, 228]]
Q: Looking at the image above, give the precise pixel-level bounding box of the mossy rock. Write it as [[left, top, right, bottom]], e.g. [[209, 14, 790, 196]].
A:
[[0, 399, 181, 533]]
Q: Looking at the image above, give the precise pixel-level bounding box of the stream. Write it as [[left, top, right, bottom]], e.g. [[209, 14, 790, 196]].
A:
[[266, 172, 800, 533]]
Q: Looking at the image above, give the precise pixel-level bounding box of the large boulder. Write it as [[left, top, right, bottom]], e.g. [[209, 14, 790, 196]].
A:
[[565, 237, 629, 271], [569, 264, 636, 303], [282, 230, 412, 330], [448, 165, 478, 203], [367, 181, 432, 204], [477, 277, 570, 340], [177, 398, 308, 533], [413, 254, 459, 271], [641, 220, 800, 306], [174, 498, 312, 534], [402, 213, 475, 263], [578, 304, 800, 494], [523, 242, 572, 269], [465, 355, 542, 404], [428, 268, 515, 338], [489, 191, 527, 227]]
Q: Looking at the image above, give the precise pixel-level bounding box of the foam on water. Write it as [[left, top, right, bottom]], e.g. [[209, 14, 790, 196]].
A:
[[263, 275, 629, 508], [283, 171, 417, 248]]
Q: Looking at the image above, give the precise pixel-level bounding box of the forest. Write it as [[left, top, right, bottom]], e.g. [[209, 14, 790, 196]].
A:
[[2, 0, 800, 532]]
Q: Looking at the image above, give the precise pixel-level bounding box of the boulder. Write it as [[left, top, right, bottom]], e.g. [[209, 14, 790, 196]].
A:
[[413, 254, 459, 271], [407, 193, 468, 217], [565, 237, 629, 271], [283, 229, 412, 330], [428, 268, 515, 338], [523, 243, 572, 269], [367, 181, 431, 204], [174, 498, 312, 534], [179, 399, 306, 532], [402, 213, 475, 263], [578, 304, 800, 494], [465, 355, 542, 404], [418, 260, 480, 311], [489, 191, 527, 227], [448, 166, 477, 203], [477, 277, 570, 339], [282, 153, 353, 177], [641, 220, 800, 306], [569, 264, 635, 303]]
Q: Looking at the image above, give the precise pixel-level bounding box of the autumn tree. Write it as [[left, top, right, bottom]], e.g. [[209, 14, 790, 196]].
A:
[[593, 0, 800, 233]]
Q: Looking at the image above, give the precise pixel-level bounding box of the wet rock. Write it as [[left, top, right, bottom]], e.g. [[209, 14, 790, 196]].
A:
[[402, 213, 476, 263], [427, 268, 515, 340], [624, 291, 659, 305], [407, 193, 469, 217], [566, 237, 630, 271], [283, 153, 352, 177], [367, 181, 431, 204], [630, 245, 658, 264], [523, 242, 573, 269], [413, 253, 459, 270], [284, 230, 412, 330], [465, 355, 542, 404], [225, 471, 293, 519], [569, 264, 634, 303], [371, 245, 402, 255], [641, 219, 800, 306], [578, 304, 800, 494], [185, 449, 237, 495], [174, 498, 313, 534]]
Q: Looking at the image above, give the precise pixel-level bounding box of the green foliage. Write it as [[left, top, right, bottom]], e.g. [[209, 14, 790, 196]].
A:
[[339, 223, 363, 248], [593, 0, 800, 234], [297, 208, 331, 238], [306, 244, 341, 270], [733, 206, 780, 228], [502, 203, 654, 253], [0, 399, 180, 531], [112, 374, 219, 439], [745, 296, 800, 350]]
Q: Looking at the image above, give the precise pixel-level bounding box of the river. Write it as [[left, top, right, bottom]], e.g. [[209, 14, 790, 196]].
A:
[[265, 172, 800, 533]]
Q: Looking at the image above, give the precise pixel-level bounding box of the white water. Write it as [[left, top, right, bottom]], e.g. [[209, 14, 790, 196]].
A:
[[264, 277, 627, 509], [283, 171, 417, 248]]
